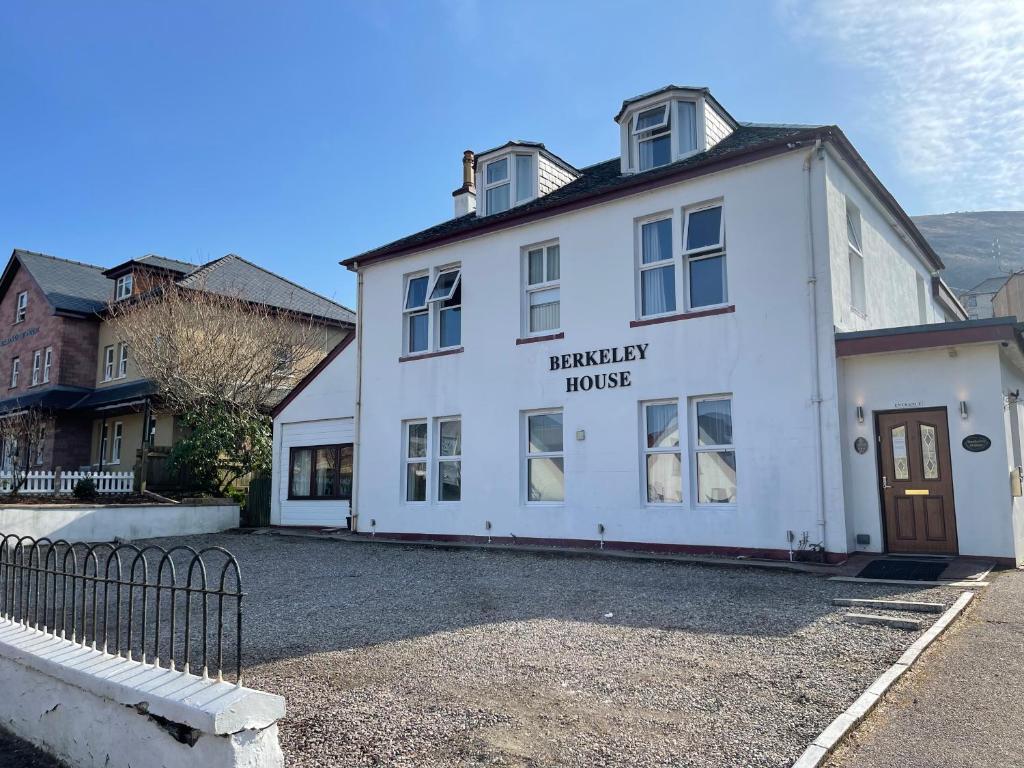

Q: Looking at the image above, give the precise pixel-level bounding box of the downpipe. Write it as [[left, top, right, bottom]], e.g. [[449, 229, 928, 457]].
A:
[[351, 264, 364, 533], [804, 139, 829, 551]]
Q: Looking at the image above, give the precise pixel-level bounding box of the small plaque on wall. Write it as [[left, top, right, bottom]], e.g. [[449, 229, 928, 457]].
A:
[[962, 434, 991, 452], [854, 437, 869, 454]]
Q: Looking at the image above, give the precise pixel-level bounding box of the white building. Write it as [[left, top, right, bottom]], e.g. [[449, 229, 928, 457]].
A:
[[276, 84, 1024, 566]]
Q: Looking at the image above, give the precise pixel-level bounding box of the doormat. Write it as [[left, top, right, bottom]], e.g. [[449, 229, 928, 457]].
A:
[[856, 559, 948, 581]]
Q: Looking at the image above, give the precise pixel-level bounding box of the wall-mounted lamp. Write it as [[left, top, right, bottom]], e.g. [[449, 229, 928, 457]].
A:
[[855, 406, 865, 424], [960, 400, 969, 420]]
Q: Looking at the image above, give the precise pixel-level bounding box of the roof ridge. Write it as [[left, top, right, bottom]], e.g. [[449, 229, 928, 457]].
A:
[[14, 249, 107, 273]]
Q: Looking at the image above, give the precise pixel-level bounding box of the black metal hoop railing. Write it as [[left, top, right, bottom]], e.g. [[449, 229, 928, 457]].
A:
[[0, 534, 243, 684]]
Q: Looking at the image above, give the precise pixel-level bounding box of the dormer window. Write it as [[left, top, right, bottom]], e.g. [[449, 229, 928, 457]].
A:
[[617, 87, 731, 175], [481, 154, 535, 215], [633, 105, 672, 171], [115, 274, 133, 301]]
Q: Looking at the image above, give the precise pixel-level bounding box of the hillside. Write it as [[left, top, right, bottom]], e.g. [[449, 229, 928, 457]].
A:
[[912, 211, 1024, 291]]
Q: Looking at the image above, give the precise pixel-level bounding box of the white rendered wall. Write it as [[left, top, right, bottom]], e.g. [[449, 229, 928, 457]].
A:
[[824, 153, 944, 332], [0, 619, 284, 768], [271, 342, 356, 526], [838, 343, 1022, 563], [0, 503, 238, 541], [356, 150, 850, 556]]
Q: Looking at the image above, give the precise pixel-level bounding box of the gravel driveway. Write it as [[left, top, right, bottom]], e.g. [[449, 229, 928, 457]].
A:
[[158, 533, 964, 767]]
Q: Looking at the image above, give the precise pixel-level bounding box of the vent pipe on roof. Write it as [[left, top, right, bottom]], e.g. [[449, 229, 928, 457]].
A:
[[451, 150, 476, 217]]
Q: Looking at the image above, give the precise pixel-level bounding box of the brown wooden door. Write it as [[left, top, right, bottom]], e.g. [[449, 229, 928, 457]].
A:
[[876, 408, 958, 555]]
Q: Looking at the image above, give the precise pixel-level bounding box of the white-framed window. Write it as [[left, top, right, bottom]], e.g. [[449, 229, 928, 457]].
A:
[[636, 202, 728, 319], [692, 396, 736, 505], [682, 203, 727, 309], [523, 242, 560, 335], [436, 417, 461, 502], [403, 266, 462, 355], [14, 291, 27, 323], [625, 99, 699, 173], [111, 422, 123, 464], [42, 347, 52, 383], [429, 267, 462, 349], [115, 274, 133, 301], [637, 214, 676, 317], [481, 153, 535, 215], [31, 350, 41, 386], [9, 357, 19, 388], [524, 409, 564, 503], [33, 428, 45, 466], [403, 420, 428, 502], [633, 103, 672, 172], [102, 345, 115, 381], [847, 199, 865, 315], [117, 343, 129, 378], [642, 400, 682, 504], [916, 274, 928, 324], [99, 423, 109, 464]]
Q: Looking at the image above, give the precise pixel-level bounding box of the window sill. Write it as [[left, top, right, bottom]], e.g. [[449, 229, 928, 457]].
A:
[[630, 305, 735, 327], [399, 347, 464, 363], [516, 332, 564, 345]]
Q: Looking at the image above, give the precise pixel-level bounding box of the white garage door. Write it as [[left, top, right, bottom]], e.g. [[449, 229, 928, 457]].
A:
[[278, 418, 354, 527]]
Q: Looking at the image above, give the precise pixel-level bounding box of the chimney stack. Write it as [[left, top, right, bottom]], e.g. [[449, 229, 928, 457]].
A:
[[451, 149, 476, 217]]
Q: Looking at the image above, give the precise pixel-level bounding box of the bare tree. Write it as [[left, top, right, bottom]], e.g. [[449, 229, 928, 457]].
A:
[[0, 407, 49, 494], [105, 279, 332, 493], [105, 279, 327, 418]]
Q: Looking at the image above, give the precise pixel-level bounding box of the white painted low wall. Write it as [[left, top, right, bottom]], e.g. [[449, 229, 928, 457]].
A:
[[0, 619, 285, 768], [0, 503, 239, 541]]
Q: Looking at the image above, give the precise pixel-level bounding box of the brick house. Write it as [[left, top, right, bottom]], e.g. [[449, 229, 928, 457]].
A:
[[0, 249, 354, 483]]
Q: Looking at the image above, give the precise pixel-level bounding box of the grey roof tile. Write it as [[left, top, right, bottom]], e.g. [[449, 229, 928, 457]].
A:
[[14, 249, 112, 315], [137, 254, 197, 274], [965, 276, 1008, 294], [178, 254, 355, 324]]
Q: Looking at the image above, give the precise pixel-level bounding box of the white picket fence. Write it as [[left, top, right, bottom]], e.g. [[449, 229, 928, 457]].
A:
[[0, 470, 135, 496]]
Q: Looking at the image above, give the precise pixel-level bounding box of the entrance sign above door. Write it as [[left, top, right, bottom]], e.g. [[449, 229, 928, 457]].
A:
[[962, 434, 991, 452]]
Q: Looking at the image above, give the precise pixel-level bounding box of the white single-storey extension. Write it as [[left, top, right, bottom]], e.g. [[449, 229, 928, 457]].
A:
[[270, 336, 355, 527], [273, 83, 1024, 567]]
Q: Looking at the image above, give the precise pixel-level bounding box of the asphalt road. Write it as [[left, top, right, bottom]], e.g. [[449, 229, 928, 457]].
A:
[[0, 727, 63, 767], [828, 568, 1024, 767]]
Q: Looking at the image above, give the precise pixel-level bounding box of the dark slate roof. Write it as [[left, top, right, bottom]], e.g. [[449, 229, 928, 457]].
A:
[[71, 379, 157, 410], [13, 249, 112, 315], [965, 276, 1008, 294], [0, 386, 93, 414], [344, 124, 822, 268], [178, 254, 355, 324], [138, 254, 196, 274]]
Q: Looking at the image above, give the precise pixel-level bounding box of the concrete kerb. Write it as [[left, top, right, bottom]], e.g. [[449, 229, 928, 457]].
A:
[[791, 590, 975, 768]]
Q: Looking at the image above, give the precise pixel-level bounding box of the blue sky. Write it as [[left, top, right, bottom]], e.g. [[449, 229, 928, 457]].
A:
[[1, 1, 1020, 309]]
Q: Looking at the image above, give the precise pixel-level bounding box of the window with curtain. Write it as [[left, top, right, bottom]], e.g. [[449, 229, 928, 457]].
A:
[[643, 401, 682, 503], [404, 274, 429, 354], [482, 153, 536, 214], [638, 217, 675, 317], [633, 104, 672, 171], [289, 444, 353, 500], [676, 100, 698, 155], [693, 397, 736, 505], [525, 411, 564, 502], [524, 243, 560, 334]]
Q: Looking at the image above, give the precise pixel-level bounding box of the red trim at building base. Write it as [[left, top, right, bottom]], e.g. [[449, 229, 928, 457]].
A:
[[358, 531, 848, 564]]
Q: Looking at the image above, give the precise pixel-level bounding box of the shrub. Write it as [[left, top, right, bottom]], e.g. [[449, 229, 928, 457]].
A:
[[73, 477, 97, 500]]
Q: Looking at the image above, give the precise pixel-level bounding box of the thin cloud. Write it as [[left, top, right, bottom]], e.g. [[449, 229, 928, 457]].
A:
[[784, 0, 1024, 212]]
